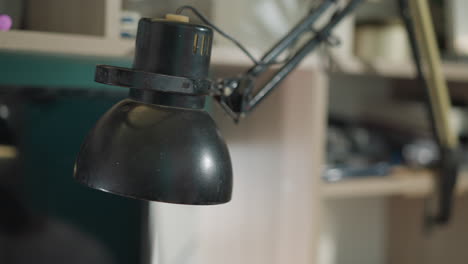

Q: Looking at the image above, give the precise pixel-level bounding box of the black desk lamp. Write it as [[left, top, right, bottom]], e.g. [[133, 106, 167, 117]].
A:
[[74, 17, 232, 205], [74, 0, 458, 226]]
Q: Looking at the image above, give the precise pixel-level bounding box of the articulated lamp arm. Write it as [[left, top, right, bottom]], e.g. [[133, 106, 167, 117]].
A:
[[210, 0, 458, 226], [207, 0, 364, 121]]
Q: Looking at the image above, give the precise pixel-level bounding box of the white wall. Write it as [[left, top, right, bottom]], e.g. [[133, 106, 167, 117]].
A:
[[318, 198, 388, 264], [149, 68, 327, 264]]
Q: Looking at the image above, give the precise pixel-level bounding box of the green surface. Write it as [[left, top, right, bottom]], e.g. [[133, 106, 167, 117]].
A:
[[0, 51, 132, 89], [21, 95, 144, 264]]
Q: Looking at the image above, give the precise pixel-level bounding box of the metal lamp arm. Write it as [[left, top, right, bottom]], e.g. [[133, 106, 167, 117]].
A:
[[399, 0, 460, 227], [214, 0, 459, 227], [215, 0, 364, 120]]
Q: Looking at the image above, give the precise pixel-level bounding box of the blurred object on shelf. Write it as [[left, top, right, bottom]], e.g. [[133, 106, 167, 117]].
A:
[[0, 0, 22, 30], [0, 14, 12, 31], [355, 20, 410, 63], [325, 118, 397, 182], [451, 106, 468, 137], [326, 125, 352, 165], [402, 139, 439, 168], [327, 123, 392, 164], [446, 0, 468, 56], [120, 10, 141, 39], [323, 162, 391, 182], [347, 125, 390, 161], [25, 0, 118, 37], [325, 108, 468, 182]]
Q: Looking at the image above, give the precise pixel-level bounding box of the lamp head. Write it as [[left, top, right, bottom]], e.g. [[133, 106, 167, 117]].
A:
[[74, 17, 233, 205]]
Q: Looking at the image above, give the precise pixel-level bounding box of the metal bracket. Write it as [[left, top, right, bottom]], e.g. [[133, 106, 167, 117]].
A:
[[95, 65, 212, 95]]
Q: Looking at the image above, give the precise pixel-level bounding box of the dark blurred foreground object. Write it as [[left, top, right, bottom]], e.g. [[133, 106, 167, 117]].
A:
[[0, 93, 145, 264], [0, 199, 113, 264], [0, 96, 116, 264]]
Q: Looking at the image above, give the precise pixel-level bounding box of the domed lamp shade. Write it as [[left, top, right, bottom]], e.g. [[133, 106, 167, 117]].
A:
[[74, 17, 233, 205]]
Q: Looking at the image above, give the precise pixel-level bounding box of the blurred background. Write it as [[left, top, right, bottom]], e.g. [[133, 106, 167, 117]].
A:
[[1, 0, 468, 264]]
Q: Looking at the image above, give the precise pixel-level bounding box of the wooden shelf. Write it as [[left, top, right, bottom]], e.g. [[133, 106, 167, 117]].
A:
[[0, 31, 322, 90], [321, 167, 468, 199], [0, 30, 134, 57], [331, 56, 468, 83], [0, 30, 321, 71], [0, 30, 260, 63]]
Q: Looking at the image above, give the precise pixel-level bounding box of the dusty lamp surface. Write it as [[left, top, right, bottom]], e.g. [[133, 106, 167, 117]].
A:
[[74, 17, 233, 205]]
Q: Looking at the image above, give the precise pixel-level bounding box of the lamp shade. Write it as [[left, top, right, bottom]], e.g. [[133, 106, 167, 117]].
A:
[[74, 99, 232, 205], [74, 17, 233, 205]]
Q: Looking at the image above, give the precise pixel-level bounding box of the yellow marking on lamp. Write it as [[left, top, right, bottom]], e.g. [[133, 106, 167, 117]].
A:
[[165, 14, 189, 23]]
